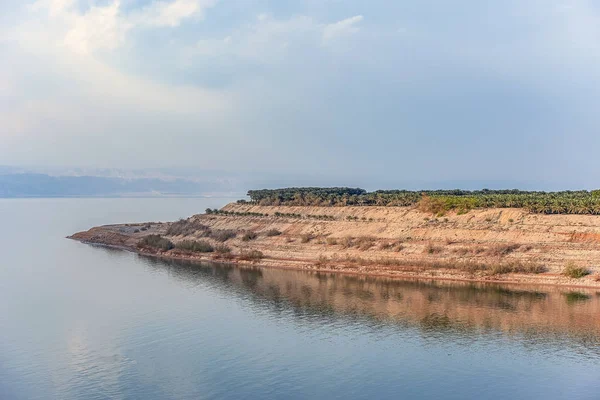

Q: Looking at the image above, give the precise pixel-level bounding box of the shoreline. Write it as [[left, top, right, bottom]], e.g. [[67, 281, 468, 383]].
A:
[[68, 236, 600, 290], [68, 202, 600, 289]]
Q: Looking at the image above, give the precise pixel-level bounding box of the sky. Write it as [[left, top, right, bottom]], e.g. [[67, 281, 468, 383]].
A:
[[1, 0, 600, 189]]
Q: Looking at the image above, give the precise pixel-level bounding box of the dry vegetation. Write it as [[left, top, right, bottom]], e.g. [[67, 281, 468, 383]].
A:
[[238, 250, 264, 262], [138, 235, 174, 251], [313, 254, 546, 276], [166, 219, 210, 236], [242, 231, 258, 241], [176, 240, 214, 253]]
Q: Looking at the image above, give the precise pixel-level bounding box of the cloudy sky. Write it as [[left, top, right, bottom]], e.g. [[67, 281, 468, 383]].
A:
[[1, 0, 600, 188]]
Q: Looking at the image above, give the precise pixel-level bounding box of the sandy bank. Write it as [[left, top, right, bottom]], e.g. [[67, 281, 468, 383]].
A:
[[69, 203, 600, 288]]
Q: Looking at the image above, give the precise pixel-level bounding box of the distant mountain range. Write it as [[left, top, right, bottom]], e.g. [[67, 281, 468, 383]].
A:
[[0, 173, 231, 198]]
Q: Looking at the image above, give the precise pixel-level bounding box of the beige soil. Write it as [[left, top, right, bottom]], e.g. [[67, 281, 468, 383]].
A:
[[69, 203, 600, 288]]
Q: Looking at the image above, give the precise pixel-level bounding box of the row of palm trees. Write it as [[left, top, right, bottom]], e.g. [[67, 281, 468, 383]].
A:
[[245, 188, 600, 215]]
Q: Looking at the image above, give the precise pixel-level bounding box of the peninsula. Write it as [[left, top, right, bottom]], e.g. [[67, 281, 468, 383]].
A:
[[69, 188, 600, 288]]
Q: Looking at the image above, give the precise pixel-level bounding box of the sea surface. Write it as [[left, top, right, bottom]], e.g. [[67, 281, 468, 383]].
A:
[[1, 198, 599, 400]]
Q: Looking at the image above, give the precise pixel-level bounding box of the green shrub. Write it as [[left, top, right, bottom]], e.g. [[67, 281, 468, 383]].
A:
[[176, 240, 214, 253], [563, 262, 590, 279], [138, 235, 174, 251]]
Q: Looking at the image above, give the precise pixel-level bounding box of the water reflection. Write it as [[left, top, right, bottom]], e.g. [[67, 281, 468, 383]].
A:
[[137, 255, 600, 355]]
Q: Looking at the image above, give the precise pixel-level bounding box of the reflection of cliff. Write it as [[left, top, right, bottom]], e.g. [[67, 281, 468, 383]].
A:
[[139, 255, 600, 351]]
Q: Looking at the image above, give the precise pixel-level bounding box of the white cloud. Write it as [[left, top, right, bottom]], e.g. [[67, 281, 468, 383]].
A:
[[138, 0, 217, 27], [29, 0, 217, 54], [185, 13, 365, 66], [322, 15, 363, 42], [185, 14, 318, 64], [63, 2, 129, 54], [28, 0, 75, 17]]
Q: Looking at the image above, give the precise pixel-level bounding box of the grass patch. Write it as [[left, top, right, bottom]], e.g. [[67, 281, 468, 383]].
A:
[[138, 235, 174, 251], [563, 262, 590, 279]]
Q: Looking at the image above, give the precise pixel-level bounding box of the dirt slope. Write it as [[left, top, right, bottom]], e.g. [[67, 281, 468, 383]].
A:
[[69, 203, 600, 288]]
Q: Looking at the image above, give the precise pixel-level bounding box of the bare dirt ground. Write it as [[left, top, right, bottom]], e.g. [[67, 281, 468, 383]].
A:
[[69, 203, 600, 288]]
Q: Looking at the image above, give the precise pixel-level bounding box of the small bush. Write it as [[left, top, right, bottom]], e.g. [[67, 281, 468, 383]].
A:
[[239, 250, 264, 262], [489, 262, 546, 275], [214, 244, 233, 260], [326, 237, 338, 245], [176, 240, 214, 253], [379, 242, 393, 250], [340, 236, 354, 249], [264, 229, 282, 237], [210, 230, 237, 242], [356, 236, 376, 251], [487, 243, 520, 257], [242, 231, 258, 241], [300, 234, 313, 243], [215, 244, 231, 254], [563, 262, 590, 279], [315, 255, 329, 267], [167, 218, 210, 236], [138, 235, 174, 251], [424, 243, 443, 254]]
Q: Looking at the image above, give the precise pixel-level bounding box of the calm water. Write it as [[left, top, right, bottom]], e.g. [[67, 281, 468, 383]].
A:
[[1, 198, 599, 400]]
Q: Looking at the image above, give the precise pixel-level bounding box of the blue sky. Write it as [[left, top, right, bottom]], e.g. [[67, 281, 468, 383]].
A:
[[1, 1, 600, 188]]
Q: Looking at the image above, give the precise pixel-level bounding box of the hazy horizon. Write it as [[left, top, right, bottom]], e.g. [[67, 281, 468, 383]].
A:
[[1, 164, 599, 197]]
